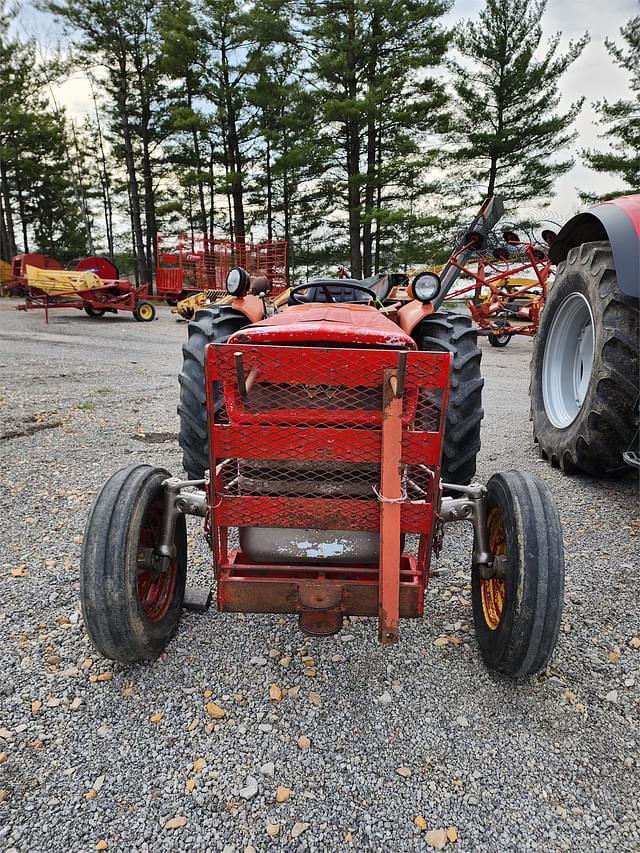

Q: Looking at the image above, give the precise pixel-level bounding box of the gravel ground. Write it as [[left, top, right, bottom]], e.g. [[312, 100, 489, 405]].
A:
[[0, 300, 638, 853]]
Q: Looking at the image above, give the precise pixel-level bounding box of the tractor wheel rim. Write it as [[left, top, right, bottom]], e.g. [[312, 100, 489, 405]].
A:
[[139, 304, 153, 320], [137, 499, 176, 622], [542, 293, 595, 428], [481, 507, 506, 631]]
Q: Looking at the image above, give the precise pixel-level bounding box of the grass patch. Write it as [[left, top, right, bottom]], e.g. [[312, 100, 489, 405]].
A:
[[75, 402, 96, 411], [95, 387, 113, 394]]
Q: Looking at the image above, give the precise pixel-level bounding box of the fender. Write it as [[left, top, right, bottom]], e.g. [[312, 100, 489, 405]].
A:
[[549, 194, 640, 297], [397, 300, 434, 336], [230, 294, 265, 324]]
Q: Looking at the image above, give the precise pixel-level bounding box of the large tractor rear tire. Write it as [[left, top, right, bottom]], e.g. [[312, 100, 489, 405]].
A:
[[530, 241, 639, 475], [178, 307, 248, 478], [415, 312, 484, 485]]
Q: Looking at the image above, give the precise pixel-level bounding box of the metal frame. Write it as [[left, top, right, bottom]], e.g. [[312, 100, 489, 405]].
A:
[[16, 280, 151, 324], [156, 233, 288, 297], [445, 238, 552, 341], [147, 476, 504, 635]]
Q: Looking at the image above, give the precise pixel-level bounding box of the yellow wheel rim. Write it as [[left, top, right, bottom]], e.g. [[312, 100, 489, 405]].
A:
[[138, 303, 153, 320], [481, 507, 506, 630]]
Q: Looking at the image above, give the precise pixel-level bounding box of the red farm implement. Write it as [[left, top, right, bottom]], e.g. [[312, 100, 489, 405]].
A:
[[206, 343, 448, 639], [428, 197, 556, 347], [445, 233, 553, 347], [156, 234, 288, 300], [81, 256, 566, 679], [0, 253, 62, 296], [16, 265, 156, 323]]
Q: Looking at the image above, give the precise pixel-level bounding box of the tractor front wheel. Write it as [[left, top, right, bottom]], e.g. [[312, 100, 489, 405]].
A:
[[415, 312, 484, 485], [80, 464, 187, 663], [471, 471, 564, 677]]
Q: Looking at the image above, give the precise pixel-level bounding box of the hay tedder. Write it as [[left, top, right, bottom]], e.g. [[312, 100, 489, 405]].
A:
[[81, 236, 565, 677], [413, 197, 554, 347]]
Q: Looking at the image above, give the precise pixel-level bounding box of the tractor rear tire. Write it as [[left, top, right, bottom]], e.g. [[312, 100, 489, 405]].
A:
[[471, 471, 564, 677], [178, 307, 248, 478], [530, 241, 639, 475], [80, 464, 187, 663], [415, 312, 484, 485]]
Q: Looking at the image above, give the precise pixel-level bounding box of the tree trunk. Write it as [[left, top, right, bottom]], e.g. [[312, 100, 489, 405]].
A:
[[0, 162, 17, 259], [133, 42, 157, 288], [361, 12, 380, 278], [69, 122, 94, 254], [15, 171, 29, 253], [208, 141, 216, 238], [187, 84, 208, 240], [374, 129, 382, 273], [265, 132, 273, 242], [116, 58, 149, 285], [90, 76, 114, 258], [221, 38, 245, 242], [487, 153, 498, 198], [345, 11, 361, 278], [282, 133, 292, 285]]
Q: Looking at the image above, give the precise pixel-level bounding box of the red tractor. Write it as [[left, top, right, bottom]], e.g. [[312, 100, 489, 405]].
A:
[[81, 256, 565, 678]]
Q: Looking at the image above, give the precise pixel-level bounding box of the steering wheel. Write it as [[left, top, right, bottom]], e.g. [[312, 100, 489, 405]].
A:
[[289, 280, 380, 305]]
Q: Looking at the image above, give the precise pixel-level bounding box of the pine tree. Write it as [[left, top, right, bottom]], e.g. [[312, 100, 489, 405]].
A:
[[157, 0, 213, 238], [448, 0, 588, 205], [300, 0, 450, 277], [0, 4, 90, 259], [581, 16, 640, 201], [200, 0, 255, 242], [48, 0, 168, 283]]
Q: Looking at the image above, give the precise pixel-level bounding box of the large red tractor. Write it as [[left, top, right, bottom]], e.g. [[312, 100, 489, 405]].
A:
[[529, 194, 640, 474], [81, 249, 565, 678]]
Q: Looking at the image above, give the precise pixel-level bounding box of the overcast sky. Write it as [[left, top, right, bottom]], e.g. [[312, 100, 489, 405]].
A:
[[18, 0, 638, 223]]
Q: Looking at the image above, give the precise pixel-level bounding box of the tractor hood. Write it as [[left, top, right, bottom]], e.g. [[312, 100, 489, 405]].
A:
[[229, 303, 416, 349]]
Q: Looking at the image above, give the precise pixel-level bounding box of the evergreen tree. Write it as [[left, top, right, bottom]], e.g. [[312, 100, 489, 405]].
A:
[[448, 0, 588, 205], [48, 0, 168, 283], [300, 0, 450, 277], [157, 0, 213, 238], [200, 0, 255, 242], [581, 16, 640, 200], [0, 3, 90, 259]]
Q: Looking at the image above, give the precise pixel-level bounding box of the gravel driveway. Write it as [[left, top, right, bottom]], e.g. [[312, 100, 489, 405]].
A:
[[1, 301, 638, 853]]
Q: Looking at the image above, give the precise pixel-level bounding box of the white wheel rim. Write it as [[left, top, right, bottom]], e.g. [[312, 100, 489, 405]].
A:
[[542, 293, 595, 428]]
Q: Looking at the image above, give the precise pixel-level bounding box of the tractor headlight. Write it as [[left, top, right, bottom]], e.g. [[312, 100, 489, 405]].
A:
[[226, 266, 250, 297], [409, 271, 441, 303]]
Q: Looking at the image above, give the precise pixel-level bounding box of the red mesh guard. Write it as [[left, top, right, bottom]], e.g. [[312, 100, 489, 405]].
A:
[[206, 344, 450, 543]]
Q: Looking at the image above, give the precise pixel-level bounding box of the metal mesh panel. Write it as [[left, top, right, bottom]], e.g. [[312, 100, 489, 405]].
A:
[[208, 344, 449, 534], [156, 234, 288, 293]]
